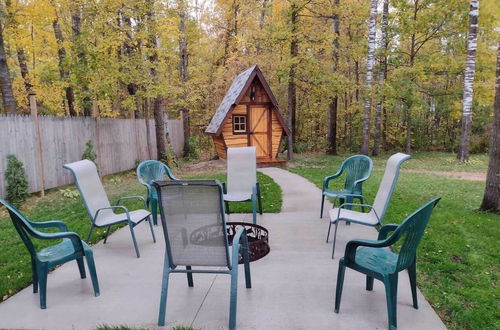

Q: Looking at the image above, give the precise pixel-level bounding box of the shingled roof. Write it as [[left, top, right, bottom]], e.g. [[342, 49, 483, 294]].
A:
[[205, 65, 290, 136]]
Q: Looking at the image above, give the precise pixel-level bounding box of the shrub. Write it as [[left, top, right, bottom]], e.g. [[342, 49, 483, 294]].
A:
[[5, 155, 30, 205], [82, 140, 97, 163], [186, 136, 200, 160]]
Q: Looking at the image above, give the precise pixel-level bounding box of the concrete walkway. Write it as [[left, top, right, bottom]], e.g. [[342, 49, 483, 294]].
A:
[[0, 168, 446, 330]]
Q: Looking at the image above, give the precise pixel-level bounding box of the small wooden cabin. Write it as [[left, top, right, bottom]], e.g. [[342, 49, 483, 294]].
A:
[[205, 65, 290, 166]]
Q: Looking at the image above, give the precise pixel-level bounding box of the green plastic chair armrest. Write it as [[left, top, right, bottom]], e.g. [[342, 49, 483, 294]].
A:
[[30, 220, 69, 232], [322, 170, 343, 190], [344, 237, 391, 262], [378, 224, 399, 240]]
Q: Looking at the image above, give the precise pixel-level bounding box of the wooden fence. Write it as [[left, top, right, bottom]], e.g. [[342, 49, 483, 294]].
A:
[[0, 115, 184, 198]]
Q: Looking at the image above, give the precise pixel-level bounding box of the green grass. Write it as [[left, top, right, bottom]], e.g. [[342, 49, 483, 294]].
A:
[[0, 169, 281, 302], [288, 153, 499, 330]]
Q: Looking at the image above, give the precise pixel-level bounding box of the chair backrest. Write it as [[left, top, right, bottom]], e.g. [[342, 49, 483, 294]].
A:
[[154, 180, 231, 268], [137, 160, 177, 187], [393, 198, 440, 271], [1, 199, 39, 258], [227, 147, 257, 194], [372, 153, 411, 219], [341, 155, 373, 194], [63, 160, 112, 220]]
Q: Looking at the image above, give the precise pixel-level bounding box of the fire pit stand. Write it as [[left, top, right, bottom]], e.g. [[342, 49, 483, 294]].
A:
[[227, 222, 270, 263]]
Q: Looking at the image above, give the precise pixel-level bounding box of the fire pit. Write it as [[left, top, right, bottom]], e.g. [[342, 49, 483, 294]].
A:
[[227, 222, 270, 263]]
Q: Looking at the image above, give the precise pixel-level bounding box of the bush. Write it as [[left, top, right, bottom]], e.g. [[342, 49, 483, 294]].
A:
[[82, 140, 97, 163], [5, 155, 30, 205], [186, 136, 200, 160]]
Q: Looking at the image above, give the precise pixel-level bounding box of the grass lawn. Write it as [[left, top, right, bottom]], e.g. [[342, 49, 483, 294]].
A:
[[0, 167, 282, 302], [288, 152, 498, 330]]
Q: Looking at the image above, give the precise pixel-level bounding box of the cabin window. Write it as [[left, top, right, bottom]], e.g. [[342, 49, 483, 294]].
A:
[[233, 115, 247, 134]]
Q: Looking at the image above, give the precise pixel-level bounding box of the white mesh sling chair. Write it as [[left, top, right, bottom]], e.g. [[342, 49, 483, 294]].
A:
[[224, 147, 262, 224], [154, 180, 251, 330], [328, 153, 411, 259], [64, 160, 156, 258]]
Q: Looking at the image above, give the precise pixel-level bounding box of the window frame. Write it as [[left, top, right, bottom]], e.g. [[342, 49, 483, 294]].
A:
[[232, 114, 248, 135]]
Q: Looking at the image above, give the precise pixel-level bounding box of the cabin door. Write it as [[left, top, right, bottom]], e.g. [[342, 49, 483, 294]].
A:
[[249, 105, 271, 159]]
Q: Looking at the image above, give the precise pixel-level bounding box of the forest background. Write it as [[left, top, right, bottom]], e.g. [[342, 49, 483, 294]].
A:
[[0, 0, 498, 158]]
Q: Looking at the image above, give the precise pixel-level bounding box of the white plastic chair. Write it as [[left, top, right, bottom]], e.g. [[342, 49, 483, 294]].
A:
[[327, 153, 411, 258], [223, 147, 262, 224], [64, 160, 156, 258]]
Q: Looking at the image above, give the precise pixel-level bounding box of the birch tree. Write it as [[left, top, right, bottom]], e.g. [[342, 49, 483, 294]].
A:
[[457, 0, 479, 161], [360, 0, 378, 155], [480, 40, 499, 213]]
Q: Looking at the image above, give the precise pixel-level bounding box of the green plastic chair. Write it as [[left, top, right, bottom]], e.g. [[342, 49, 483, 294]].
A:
[[334, 197, 440, 330], [153, 180, 251, 330], [137, 160, 179, 226], [0, 199, 100, 309], [320, 155, 373, 218]]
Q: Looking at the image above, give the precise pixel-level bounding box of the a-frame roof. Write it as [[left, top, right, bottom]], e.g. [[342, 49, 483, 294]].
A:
[[205, 65, 290, 136]]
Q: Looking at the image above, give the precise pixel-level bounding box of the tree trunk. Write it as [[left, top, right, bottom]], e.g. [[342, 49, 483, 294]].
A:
[[179, 0, 190, 157], [52, 12, 77, 116], [287, 1, 299, 156], [71, 4, 91, 117], [327, 0, 340, 155], [146, 0, 167, 160], [458, 0, 479, 162], [360, 0, 378, 155], [0, 22, 17, 114], [480, 41, 500, 212], [17, 49, 32, 93], [372, 0, 388, 156]]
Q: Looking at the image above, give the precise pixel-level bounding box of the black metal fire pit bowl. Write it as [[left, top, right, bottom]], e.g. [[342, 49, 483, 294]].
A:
[[227, 222, 270, 263]]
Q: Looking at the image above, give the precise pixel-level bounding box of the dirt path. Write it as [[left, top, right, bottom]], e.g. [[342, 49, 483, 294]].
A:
[[402, 169, 486, 181]]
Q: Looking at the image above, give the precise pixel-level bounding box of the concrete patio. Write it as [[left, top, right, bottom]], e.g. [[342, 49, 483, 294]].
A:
[[0, 168, 446, 330]]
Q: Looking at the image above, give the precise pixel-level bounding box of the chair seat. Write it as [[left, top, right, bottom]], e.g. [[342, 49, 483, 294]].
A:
[[323, 189, 355, 198], [224, 192, 252, 202], [354, 247, 398, 275], [96, 209, 151, 227], [329, 208, 379, 226], [37, 239, 91, 263]]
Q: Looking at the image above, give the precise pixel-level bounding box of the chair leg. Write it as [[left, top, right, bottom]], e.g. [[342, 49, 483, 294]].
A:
[[326, 221, 332, 243], [257, 183, 263, 215], [408, 260, 418, 309], [229, 265, 239, 330], [334, 258, 346, 313], [251, 197, 257, 225], [158, 253, 171, 326], [242, 246, 252, 289], [147, 215, 156, 243], [77, 257, 86, 279], [86, 224, 95, 242], [343, 197, 350, 225], [366, 276, 374, 291], [103, 225, 111, 244], [320, 194, 325, 218], [37, 264, 48, 309], [85, 249, 100, 297], [331, 221, 339, 259], [383, 274, 399, 330], [151, 198, 158, 226], [31, 258, 38, 293], [186, 266, 194, 287], [129, 223, 141, 258]]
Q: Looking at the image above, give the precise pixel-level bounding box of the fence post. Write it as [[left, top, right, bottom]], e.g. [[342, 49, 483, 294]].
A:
[[92, 100, 102, 175], [29, 92, 45, 196]]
